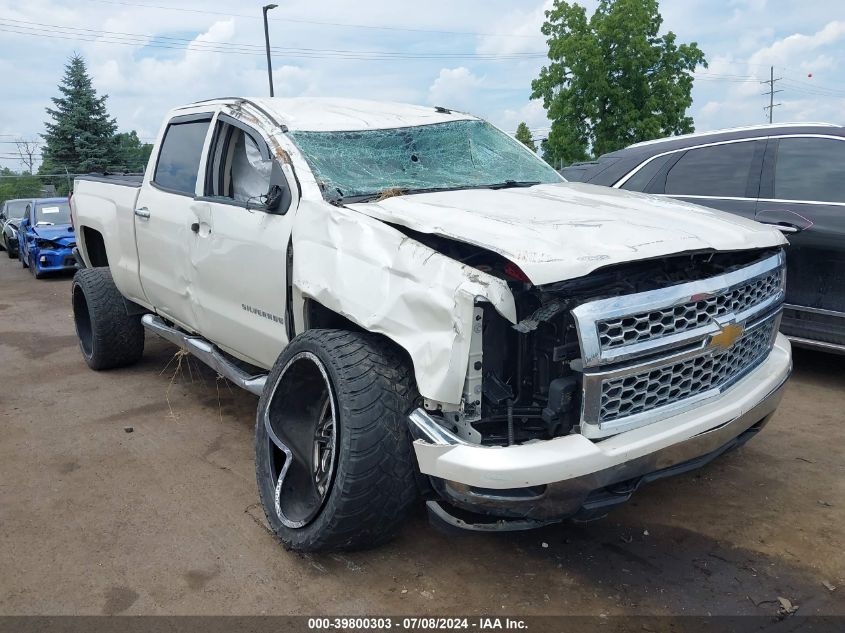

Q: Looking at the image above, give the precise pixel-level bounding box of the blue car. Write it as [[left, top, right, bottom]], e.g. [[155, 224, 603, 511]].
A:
[[17, 197, 77, 279]]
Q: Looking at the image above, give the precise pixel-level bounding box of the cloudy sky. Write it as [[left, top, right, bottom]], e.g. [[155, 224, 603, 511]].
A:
[[1, 0, 843, 171]]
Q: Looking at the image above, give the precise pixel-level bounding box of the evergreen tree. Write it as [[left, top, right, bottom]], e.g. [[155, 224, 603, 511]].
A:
[[41, 54, 118, 174], [514, 122, 537, 152]]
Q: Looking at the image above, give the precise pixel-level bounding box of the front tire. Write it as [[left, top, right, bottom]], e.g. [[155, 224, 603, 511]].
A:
[[255, 329, 418, 552], [72, 267, 145, 370], [31, 258, 44, 279], [20, 249, 28, 268]]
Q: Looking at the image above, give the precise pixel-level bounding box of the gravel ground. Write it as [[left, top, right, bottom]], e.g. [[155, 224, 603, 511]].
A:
[[0, 256, 842, 617]]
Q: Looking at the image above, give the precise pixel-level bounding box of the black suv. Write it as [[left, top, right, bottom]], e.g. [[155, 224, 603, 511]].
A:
[[563, 123, 845, 353]]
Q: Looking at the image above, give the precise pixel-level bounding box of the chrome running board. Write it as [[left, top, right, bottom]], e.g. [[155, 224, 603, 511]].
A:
[[141, 314, 267, 396]]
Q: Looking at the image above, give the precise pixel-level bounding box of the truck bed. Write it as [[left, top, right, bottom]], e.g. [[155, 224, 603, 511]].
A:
[[74, 173, 144, 187], [72, 174, 146, 307]]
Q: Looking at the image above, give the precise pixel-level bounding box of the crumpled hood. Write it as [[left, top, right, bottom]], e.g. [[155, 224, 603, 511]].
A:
[[33, 224, 75, 246], [346, 182, 787, 285]]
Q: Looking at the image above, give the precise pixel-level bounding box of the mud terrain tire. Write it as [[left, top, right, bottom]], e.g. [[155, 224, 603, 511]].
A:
[[255, 329, 418, 552], [72, 267, 145, 370]]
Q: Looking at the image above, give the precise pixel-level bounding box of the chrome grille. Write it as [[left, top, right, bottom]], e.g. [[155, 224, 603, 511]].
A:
[[597, 269, 782, 350], [599, 317, 777, 423], [572, 251, 786, 439]]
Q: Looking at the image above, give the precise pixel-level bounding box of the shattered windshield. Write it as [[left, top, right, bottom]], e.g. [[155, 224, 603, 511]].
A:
[[288, 119, 561, 202]]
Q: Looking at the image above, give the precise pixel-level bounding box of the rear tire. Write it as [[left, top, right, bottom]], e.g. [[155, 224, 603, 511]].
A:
[[255, 329, 418, 552], [72, 267, 145, 370]]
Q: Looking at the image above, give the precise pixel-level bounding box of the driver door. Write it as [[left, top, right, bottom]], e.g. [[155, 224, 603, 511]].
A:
[[190, 114, 298, 368]]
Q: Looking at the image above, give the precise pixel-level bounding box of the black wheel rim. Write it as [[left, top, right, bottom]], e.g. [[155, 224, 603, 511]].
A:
[[263, 352, 338, 529], [73, 286, 93, 357]]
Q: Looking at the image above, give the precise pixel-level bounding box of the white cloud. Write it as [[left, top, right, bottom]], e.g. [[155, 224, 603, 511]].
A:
[[427, 67, 484, 111], [475, 1, 552, 56], [748, 20, 845, 68], [497, 100, 549, 135]]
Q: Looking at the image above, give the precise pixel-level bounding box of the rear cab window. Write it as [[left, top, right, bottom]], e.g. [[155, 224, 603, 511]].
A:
[[153, 116, 212, 195]]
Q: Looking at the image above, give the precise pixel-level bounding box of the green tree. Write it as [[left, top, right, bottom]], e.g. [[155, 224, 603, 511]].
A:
[[41, 54, 118, 175], [114, 131, 153, 172], [514, 122, 537, 152], [0, 168, 43, 207], [531, 0, 706, 165]]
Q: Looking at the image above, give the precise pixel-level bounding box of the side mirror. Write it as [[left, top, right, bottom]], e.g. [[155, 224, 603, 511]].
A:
[[264, 184, 285, 213], [264, 162, 292, 215]]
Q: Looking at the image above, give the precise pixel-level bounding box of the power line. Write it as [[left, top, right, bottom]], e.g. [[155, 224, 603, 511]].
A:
[[82, 0, 543, 39], [0, 20, 546, 61]]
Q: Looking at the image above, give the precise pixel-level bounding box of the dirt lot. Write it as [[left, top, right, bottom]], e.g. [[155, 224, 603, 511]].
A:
[[0, 254, 842, 617]]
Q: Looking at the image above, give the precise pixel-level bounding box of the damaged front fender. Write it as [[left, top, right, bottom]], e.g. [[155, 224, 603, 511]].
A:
[[292, 201, 516, 405]]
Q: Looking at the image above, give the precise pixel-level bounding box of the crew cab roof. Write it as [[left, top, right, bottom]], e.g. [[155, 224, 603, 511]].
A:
[[180, 97, 478, 132]]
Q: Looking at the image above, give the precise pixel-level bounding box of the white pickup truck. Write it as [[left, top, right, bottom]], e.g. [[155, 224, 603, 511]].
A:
[[70, 97, 792, 551]]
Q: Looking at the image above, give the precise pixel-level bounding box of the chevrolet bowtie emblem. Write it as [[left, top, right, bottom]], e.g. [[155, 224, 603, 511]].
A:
[[710, 320, 744, 350]]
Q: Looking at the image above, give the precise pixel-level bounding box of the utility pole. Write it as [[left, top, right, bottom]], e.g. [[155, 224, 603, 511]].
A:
[[761, 65, 783, 124], [262, 4, 278, 97]]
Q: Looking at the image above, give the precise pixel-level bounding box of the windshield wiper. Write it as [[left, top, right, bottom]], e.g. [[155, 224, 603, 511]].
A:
[[486, 180, 541, 189], [338, 181, 541, 205]]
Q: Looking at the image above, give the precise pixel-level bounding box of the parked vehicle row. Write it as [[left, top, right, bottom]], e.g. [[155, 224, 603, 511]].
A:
[[0, 197, 77, 278], [562, 122, 845, 354], [69, 97, 791, 552]]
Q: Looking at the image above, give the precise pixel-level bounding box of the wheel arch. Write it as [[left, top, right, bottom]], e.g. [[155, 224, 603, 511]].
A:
[[78, 226, 109, 268]]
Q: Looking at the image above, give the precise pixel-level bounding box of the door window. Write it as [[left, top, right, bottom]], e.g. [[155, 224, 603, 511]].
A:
[[206, 120, 274, 205], [153, 118, 212, 195], [665, 141, 757, 197], [774, 137, 845, 203]]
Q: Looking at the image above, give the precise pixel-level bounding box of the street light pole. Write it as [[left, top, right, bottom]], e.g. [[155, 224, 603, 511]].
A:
[[262, 4, 278, 97]]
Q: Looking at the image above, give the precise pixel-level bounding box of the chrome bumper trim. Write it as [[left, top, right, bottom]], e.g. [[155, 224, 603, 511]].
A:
[[420, 366, 790, 523]]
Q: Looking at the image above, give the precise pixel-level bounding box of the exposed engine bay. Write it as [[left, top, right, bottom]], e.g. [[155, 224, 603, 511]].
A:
[[404, 225, 781, 447]]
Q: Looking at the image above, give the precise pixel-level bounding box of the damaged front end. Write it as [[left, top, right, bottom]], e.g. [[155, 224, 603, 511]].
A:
[[425, 246, 782, 445], [410, 246, 789, 529]]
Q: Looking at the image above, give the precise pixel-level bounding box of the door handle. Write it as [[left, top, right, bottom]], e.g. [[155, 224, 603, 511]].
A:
[[756, 208, 812, 234], [190, 222, 200, 233], [134, 207, 151, 219], [760, 222, 800, 234]]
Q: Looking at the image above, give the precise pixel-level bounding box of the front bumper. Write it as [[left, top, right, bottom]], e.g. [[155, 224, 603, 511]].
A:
[[33, 247, 78, 272], [410, 334, 792, 523]]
